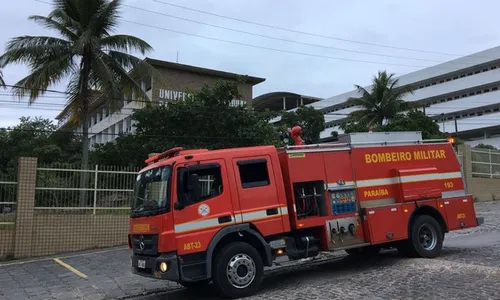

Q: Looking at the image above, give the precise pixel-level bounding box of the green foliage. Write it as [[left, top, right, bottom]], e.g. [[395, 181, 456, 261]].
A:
[[475, 143, 497, 150], [345, 70, 414, 127], [0, 117, 82, 172], [341, 109, 442, 139], [279, 106, 325, 144], [383, 109, 442, 139], [91, 78, 279, 166]]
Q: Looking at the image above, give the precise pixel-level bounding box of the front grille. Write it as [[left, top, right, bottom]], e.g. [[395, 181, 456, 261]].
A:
[[131, 234, 159, 256]]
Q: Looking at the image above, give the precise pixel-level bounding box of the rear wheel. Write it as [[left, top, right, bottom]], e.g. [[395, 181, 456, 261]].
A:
[[398, 214, 443, 258], [212, 242, 264, 299]]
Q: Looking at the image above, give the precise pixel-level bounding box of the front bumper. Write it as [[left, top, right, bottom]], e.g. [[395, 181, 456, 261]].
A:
[[477, 217, 484, 225], [131, 252, 179, 281]]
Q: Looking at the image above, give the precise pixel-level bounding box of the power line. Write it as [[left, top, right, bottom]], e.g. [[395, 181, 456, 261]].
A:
[[150, 0, 486, 58], [123, 4, 451, 64], [30, 0, 462, 70], [123, 20, 437, 69]]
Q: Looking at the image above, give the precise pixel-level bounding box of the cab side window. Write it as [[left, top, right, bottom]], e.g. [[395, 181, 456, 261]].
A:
[[237, 159, 270, 188], [178, 163, 223, 205]]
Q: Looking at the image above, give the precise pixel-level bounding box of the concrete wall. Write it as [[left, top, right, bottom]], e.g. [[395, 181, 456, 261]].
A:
[[0, 230, 14, 260], [458, 143, 500, 201], [30, 215, 128, 257]]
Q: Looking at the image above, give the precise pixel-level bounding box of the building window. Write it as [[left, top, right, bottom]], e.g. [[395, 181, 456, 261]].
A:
[[493, 87, 498, 91], [237, 159, 270, 188]]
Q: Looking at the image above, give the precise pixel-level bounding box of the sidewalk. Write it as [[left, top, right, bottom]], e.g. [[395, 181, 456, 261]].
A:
[[0, 247, 180, 300]]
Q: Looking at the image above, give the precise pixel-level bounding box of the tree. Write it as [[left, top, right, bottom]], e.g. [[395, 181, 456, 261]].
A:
[[345, 70, 414, 127], [0, 69, 5, 89], [382, 109, 442, 139], [92, 78, 279, 166], [279, 106, 325, 144], [341, 109, 442, 139], [475, 143, 497, 150], [0, 0, 153, 175], [0, 117, 82, 172]]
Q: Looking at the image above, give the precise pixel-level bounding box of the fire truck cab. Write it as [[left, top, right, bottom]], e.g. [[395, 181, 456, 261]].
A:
[[129, 131, 483, 298]]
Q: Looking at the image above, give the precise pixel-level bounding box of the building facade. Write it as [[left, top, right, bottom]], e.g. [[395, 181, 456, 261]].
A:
[[55, 58, 265, 148], [273, 46, 500, 148]]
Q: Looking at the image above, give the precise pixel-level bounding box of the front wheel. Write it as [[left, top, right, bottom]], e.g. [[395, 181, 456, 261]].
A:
[[400, 215, 443, 258], [212, 242, 264, 299]]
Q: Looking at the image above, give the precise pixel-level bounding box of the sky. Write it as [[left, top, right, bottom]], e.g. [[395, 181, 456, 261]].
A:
[[1, 0, 500, 128]]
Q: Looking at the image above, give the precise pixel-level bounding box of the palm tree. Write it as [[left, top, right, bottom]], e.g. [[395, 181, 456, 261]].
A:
[[0, 69, 5, 89], [345, 70, 414, 128], [0, 0, 154, 205], [0, 2, 153, 171]]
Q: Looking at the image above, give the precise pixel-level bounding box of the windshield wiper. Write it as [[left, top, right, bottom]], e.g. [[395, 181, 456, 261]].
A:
[[133, 198, 159, 212]]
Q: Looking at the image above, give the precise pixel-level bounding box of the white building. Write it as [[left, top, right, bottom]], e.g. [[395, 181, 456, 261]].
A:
[[272, 45, 500, 148]]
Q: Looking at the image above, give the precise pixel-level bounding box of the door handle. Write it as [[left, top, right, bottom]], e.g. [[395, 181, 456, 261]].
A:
[[218, 215, 232, 224], [266, 208, 278, 216]]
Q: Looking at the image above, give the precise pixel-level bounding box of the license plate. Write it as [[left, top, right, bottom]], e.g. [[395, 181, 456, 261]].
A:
[[138, 259, 146, 269]]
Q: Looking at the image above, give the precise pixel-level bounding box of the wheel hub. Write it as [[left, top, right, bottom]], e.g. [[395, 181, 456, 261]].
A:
[[418, 224, 437, 250], [226, 253, 256, 289]]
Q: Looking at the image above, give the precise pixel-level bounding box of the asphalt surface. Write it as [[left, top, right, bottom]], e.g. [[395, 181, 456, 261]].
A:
[[0, 201, 499, 300]]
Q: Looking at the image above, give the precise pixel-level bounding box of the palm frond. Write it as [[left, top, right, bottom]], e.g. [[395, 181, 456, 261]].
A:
[[28, 15, 78, 41], [92, 0, 122, 36], [101, 35, 153, 54], [0, 36, 71, 67], [0, 69, 6, 88], [11, 53, 75, 103]]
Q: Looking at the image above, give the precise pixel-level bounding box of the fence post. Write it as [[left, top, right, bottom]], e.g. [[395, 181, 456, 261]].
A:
[[93, 165, 98, 215], [13, 157, 38, 259], [489, 150, 493, 179]]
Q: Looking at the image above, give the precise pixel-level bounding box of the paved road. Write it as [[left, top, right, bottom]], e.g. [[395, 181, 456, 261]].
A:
[[0, 201, 498, 300]]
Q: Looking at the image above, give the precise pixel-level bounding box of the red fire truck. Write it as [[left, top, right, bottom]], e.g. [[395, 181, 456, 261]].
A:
[[129, 130, 483, 298]]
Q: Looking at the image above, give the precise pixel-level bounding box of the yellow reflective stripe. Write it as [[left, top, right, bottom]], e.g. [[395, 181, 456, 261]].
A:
[[174, 205, 288, 233], [330, 171, 463, 189]]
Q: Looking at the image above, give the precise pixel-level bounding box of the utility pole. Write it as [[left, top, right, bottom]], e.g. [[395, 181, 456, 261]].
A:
[[176, 51, 179, 63]]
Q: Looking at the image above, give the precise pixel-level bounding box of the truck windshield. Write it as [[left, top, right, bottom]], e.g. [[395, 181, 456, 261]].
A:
[[131, 165, 171, 217]]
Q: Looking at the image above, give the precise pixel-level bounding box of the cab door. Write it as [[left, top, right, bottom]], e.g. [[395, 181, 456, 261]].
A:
[[232, 156, 285, 236], [172, 159, 234, 255]]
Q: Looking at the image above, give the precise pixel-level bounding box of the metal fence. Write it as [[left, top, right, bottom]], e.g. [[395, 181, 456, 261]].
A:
[[471, 148, 500, 179], [0, 169, 17, 259], [1, 159, 142, 260], [35, 163, 139, 214]]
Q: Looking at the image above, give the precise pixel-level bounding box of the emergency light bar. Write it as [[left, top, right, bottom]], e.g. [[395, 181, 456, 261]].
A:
[[145, 147, 184, 164]]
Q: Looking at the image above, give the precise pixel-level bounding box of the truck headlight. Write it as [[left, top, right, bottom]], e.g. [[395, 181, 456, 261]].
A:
[[160, 262, 168, 273]]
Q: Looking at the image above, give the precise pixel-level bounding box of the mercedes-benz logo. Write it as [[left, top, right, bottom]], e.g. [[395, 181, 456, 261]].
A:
[[139, 235, 145, 251]]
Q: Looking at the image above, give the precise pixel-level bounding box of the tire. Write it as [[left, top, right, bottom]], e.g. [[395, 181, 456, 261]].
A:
[[403, 214, 443, 258], [212, 242, 264, 299], [179, 279, 210, 289], [345, 245, 380, 257]]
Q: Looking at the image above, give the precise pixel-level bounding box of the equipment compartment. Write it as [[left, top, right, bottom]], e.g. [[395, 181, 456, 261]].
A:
[[441, 196, 478, 230], [364, 205, 408, 244]]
